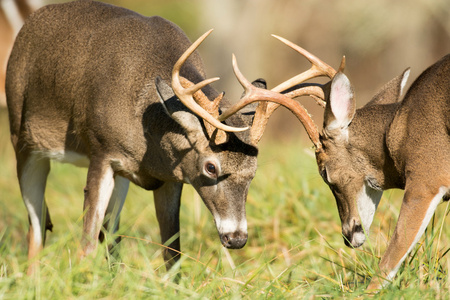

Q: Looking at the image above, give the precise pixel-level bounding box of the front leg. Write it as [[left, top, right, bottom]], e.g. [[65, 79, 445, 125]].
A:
[[80, 159, 115, 257], [367, 186, 448, 291], [99, 175, 130, 249], [153, 182, 183, 270]]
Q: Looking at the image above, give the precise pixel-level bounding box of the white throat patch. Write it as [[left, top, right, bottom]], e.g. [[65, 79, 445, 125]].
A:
[[215, 217, 247, 234], [357, 181, 383, 234]]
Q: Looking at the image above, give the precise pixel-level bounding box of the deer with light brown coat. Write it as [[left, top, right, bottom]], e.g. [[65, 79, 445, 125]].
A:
[[6, 0, 331, 274], [268, 36, 450, 291]]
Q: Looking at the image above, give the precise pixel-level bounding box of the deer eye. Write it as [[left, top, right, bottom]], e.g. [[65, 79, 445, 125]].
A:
[[204, 161, 218, 178], [206, 163, 216, 174]]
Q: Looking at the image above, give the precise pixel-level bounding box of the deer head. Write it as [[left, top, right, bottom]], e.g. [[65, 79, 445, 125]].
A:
[[316, 69, 411, 248]]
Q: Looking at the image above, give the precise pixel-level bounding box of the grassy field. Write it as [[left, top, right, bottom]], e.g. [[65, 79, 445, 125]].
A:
[[0, 106, 449, 299]]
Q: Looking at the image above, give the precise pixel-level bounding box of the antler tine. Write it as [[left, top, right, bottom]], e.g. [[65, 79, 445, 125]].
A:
[[172, 29, 249, 132], [219, 54, 322, 148], [218, 54, 258, 121], [271, 35, 337, 93]]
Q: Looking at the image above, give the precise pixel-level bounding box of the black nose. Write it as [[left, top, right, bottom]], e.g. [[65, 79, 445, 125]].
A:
[[343, 235, 352, 247], [220, 232, 248, 249]]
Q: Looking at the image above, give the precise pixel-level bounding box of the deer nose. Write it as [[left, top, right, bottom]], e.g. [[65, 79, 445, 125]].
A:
[[220, 231, 248, 249], [342, 220, 365, 248]]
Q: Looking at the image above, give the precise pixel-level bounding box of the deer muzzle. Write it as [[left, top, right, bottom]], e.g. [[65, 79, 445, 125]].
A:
[[216, 218, 248, 249], [220, 231, 248, 249], [342, 218, 366, 248]]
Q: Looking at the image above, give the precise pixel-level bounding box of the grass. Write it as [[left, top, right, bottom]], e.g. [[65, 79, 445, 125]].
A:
[[0, 107, 449, 299]]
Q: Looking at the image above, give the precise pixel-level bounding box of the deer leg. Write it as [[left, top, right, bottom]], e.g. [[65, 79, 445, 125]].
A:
[[153, 182, 183, 270], [17, 152, 51, 274], [99, 175, 129, 252], [80, 159, 115, 257], [367, 185, 448, 291]]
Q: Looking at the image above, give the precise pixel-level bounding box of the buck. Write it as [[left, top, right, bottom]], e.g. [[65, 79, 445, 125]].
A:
[[6, 0, 333, 274], [270, 37, 450, 290]]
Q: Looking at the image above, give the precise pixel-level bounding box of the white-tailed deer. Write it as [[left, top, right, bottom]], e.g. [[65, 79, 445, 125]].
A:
[[267, 36, 450, 291], [6, 0, 328, 274]]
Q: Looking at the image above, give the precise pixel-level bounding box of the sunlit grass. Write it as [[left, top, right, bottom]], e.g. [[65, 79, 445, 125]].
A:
[[0, 107, 449, 298]]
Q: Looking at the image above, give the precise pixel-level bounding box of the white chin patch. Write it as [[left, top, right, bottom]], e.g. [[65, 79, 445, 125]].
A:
[[215, 217, 247, 234], [357, 182, 383, 235], [352, 231, 366, 248]]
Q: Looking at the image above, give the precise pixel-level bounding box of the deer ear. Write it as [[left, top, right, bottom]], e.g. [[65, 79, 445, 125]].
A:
[[365, 68, 410, 107], [324, 72, 355, 132], [155, 76, 203, 134], [251, 78, 267, 89]]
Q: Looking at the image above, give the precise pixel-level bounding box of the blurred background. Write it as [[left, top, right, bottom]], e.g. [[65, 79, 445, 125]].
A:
[[1, 0, 449, 142]]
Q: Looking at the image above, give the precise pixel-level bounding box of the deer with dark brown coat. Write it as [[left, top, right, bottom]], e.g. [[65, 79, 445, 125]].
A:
[[6, 0, 330, 274], [270, 36, 450, 291]]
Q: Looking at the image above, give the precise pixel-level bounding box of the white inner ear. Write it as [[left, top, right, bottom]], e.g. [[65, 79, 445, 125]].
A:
[[328, 73, 354, 131], [400, 69, 410, 96]]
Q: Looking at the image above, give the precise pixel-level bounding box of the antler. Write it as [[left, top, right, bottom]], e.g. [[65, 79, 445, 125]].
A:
[[179, 76, 228, 144], [171, 29, 249, 133], [219, 55, 326, 147], [270, 35, 339, 92], [220, 35, 345, 147]]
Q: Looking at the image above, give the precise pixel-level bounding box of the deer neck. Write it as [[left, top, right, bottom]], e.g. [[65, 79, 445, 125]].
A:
[[351, 102, 404, 190]]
